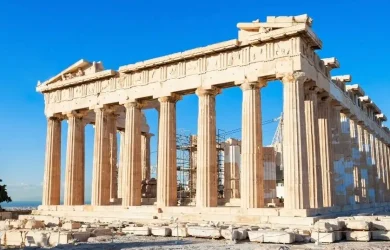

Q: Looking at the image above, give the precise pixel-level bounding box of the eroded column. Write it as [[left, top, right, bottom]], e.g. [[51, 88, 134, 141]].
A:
[[364, 128, 375, 203], [117, 130, 125, 199], [282, 72, 310, 209], [357, 123, 368, 203], [340, 112, 355, 205], [141, 132, 152, 180], [318, 94, 334, 207], [64, 111, 86, 205], [42, 116, 62, 206], [122, 102, 142, 206], [157, 95, 179, 207], [369, 133, 379, 203], [304, 84, 323, 208], [240, 80, 265, 208], [350, 118, 362, 203], [108, 112, 118, 201], [196, 87, 219, 207], [91, 108, 111, 206]]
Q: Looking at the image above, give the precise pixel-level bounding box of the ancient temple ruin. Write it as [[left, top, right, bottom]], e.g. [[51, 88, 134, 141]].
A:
[[35, 14, 390, 223]]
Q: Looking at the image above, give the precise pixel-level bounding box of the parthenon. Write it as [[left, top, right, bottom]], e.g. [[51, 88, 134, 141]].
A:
[[35, 14, 390, 222]]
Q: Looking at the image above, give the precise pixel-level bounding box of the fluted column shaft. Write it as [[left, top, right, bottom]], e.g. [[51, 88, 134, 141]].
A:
[[340, 112, 355, 205], [64, 112, 85, 205], [122, 102, 142, 206], [382, 141, 390, 201], [369, 133, 380, 203], [318, 95, 334, 207], [91, 108, 111, 206], [157, 96, 179, 207], [42, 117, 62, 206], [357, 123, 368, 203], [141, 133, 152, 180], [108, 113, 118, 200], [240, 81, 265, 208], [373, 136, 383, 202], [331, 106, 347, 206], [350, 118, 362, 203], [364, 129, 375, 203], [117, 130, 125, 199], [282, 72, 310, 209], [304, 85, 323, 208], [196, 88, 219, 207]]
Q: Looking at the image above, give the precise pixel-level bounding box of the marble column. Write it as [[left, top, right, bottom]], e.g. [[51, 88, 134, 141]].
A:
[[108, 112, 118, 200], [196, 87, 219, 208], [240, 80, 265, 208], [350, 118, 362, 203], [364, 128, 375, 203], [369, 133, 380, 203], [382, 141, 390, 201], [282, 72, 310, 209], [223, 139, 241, 200], [91, 108, 111, 206], [357, 123, 368, 203], [373, 136, 383, 202], [42, 116, 62, 206], [122, 102, 142, 206], [340, 112, 355, 205], [141, 132, 152, 180], [117, 130, 125, 199], [304, 84, 323, 208], [64, 111, 86, 205], [331, 105, 347, 206], [156, 95, 179, 207], [318, 94, 334, 207]]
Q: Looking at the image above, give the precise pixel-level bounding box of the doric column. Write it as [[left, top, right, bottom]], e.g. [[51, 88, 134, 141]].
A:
[[141, 132, 152, 180], [331, 105, 347, 207], [364, 128, 375, 203], [91, 108, 111, 206], [282, 72, 310, 209], [357, 123, 368, 203], [196, 87, 220, 207], [64, 111, 86, 205], [369, 133, 380, 203], [350, 118, 362, 203], [117, 130, 125, 199], [382, 141, 390, 201], [340, 112, 355, 205], [223, 139, 241, 201], [122, 102, 142, 206], [304, 84, 323, 208], [108, 112, 118, 200], [42, 116, 62, 206], [318, 94, 334, 207], [240, 80, 265, 208], [156, 95, 180, 207]]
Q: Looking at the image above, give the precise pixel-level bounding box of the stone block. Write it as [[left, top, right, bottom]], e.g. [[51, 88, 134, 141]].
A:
[[345, 231, 371, 241], [372, 221, 390, 230], [372, 231, 390, 241], [25, 219, 45, 229], [9, 219, 26, 229], [187, 226, 221, 239], [170, 226, 188, 237], [1, 230, 26, 246], [72, 232, 91, 242], [0, 221, 9, 230], [221, 228, 248, 241], [312, 232, 335, 243], [151, 227, 171, 236], [25, 231, 50, 247], [62, 222, 82, 230], [48, 232, 72, 245], [122, 226, 151, 236], [92, 228, 112, 237], [335, 231, 343, 241], [248, 230, 295, 244], [345, 220, 371, 230]]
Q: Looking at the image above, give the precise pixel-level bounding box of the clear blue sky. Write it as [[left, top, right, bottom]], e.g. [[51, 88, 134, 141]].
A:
[[1, 0, 389, 202]]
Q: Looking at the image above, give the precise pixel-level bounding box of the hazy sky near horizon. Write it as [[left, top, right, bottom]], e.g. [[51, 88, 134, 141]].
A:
[[1, 0, 390, 202]]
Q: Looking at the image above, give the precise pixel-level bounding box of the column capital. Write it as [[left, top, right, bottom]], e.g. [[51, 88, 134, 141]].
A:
[[281, 71, 308, 85], [47, 113, 65, 121], [65, 110, 89, 119], [318, 92, 332, 103], [123, 101, 144, 109], [158, 94, 182, 103], [240, 78, 267, 91], [195, 87, 221, 97], [141, 132, 154, 138]]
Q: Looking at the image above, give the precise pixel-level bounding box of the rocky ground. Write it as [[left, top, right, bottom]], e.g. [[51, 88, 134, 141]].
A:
[[7, 235, 390, 250]]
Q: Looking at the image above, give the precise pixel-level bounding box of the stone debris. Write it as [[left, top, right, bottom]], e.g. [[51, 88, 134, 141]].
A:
[[187, 226, 221, 239], [62, 221, 82, 230], [151, 226, 171, 236], [371, 230, 390, 240], [312, 231, 336, 243], [92, 228, 112, 237], [345, 220, 371, 231], [170, 226, 188, 237], [248, 230, 295, 243], [345, 231, 371, 242], [221, 228, 248, 241], [24, 219, 45, 229], [122, 226, 151, 236]]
